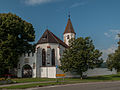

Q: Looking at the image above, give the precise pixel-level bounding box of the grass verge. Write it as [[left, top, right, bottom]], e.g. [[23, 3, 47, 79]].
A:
[[11, 78, 56, 83], [0, 82, 66, 89], [1, 74, 120, 89]]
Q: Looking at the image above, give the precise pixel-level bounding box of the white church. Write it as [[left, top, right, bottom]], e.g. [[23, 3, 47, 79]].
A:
[[17, 17, 116, 78]]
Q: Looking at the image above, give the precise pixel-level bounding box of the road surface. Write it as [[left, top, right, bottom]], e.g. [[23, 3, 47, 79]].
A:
[[28, 81, 120, 90]]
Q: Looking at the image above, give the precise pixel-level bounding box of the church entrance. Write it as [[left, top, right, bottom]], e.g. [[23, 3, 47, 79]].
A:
[[22, 64, 32, 78]]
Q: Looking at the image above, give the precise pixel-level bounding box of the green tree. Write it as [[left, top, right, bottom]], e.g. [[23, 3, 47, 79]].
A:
[[106, 38, 120, 72], [59, 37, 103, 79], [106, 53, 114, 71], [0, 13, 35, 76]]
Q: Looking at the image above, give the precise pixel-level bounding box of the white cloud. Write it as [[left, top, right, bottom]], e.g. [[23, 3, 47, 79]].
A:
[[110, 29, 120, 33], [25, 0, 59, 5], [104, 32, 111, 37], [104, 29, 120, 40], [115, 34, 119, 40], [69, 2, 86, 9], [70, 2, 86, 9], [101, 45, 117, 61], [103, 29, 120, 61]]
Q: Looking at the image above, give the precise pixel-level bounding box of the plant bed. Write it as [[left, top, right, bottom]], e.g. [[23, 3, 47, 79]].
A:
[[0, 79, 14, 85]]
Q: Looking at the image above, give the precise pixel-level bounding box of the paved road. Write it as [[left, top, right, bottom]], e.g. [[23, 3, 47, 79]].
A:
[[28, 81, 120, 90]]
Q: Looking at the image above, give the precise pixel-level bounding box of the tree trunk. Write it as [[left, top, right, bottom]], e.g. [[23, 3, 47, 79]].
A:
[[80, 72, 83, 79]]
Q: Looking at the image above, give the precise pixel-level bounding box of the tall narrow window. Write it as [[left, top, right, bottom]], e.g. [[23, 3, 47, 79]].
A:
[[67, 35, 69, 39], [51, 49, 55, 66], [42, 49, 46, 66], [18, 64, 20, 69], [33, 63, 35, 69]]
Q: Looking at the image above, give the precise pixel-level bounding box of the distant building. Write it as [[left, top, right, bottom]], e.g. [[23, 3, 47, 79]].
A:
[[17, 16, 116, 78]]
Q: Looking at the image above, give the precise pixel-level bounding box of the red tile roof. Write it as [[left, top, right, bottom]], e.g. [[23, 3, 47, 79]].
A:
[[64, 18, 76, 34], [37, 29, 68, 48]]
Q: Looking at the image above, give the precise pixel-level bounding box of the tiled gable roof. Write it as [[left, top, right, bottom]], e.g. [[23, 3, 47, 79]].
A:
[[64, 18, 76, 34], [37, 29, 68, 48]]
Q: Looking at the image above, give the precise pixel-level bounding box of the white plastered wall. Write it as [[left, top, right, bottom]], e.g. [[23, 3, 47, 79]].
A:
[[36, 43, 66, 78], [17, 53, 36, 78], [63, 33, 75, 45]]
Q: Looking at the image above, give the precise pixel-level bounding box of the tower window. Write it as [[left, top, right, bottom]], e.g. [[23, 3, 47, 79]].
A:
[[67, 35, 69, 39], [42, 49, 46, 66], [18, 64, 20, 69], [28, 53, 30, 56], [33, 63, 35, 69], [51, 49, 55, 66]]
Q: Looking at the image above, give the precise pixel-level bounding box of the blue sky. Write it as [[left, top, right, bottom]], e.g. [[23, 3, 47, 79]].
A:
[[0, 0, 120, 60]]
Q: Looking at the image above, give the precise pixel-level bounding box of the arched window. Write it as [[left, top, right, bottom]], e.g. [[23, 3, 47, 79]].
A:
[[67, 35, 69, 39], [51, 49, 55, 66], [42, 49, 46, 66]]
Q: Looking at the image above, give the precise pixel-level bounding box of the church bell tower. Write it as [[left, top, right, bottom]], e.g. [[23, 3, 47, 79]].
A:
[[63, 14, 76, 45]]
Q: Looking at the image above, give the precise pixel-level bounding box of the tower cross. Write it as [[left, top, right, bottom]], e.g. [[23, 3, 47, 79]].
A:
[[68, 11, 71, 18]]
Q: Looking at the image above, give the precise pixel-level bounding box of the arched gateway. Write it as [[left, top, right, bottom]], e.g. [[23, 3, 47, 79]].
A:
[[22, 64, 32, 78]]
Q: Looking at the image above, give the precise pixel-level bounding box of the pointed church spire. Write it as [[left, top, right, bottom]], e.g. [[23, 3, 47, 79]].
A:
[[63, 13, 76, 34], [63, 13, 76, 45]]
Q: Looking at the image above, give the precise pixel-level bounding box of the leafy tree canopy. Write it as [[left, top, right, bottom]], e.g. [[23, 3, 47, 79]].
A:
[[59, 37, 103, 79], [106, 38, 120, 72], [0, 13, 35, 76]]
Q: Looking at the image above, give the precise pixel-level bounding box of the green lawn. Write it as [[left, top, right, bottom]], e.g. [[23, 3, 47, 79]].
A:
[[0, 82, 66, 89], [1, 74, 120, 89], [12, 74, 120, 83], [11, 78, 56, 83]]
